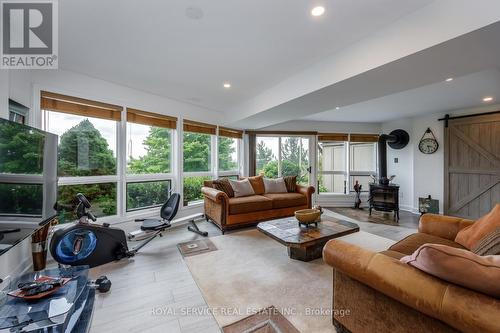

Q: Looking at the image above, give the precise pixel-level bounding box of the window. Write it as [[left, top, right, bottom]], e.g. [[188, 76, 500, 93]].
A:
[[183, 120, 217, 206], [349, 142, 377, 192], [42, 91, 122, 222], [125, 108, 177, 210], [281, 137, 309, 185], [127, 123, 172, 174], [57, 183, 117, 223], [0, 183, 43, 216], [256, 135, 310, 184], [218, 127, 242, 175], [318, 141, 347, 194], [126, 180, 171, 211], [317, 133, 378, 194]]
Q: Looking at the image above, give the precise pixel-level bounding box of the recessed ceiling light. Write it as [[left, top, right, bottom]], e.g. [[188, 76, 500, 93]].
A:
[[311, 6, 325, 17], [445, 78, 453, 82], [335, 107, 340, 110], [223, 82, 231, 89], [483, 96, 494, 102]]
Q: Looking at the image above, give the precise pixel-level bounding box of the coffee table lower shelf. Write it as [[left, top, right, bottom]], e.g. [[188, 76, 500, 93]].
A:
[[257, 218, 360, 262]]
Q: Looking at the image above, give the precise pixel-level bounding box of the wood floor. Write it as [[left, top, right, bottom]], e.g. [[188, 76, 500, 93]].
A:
[[87, 210, 419, 332]]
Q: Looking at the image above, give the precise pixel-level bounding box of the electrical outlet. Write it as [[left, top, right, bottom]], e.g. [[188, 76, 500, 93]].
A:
[[400, 192, 404, 199]]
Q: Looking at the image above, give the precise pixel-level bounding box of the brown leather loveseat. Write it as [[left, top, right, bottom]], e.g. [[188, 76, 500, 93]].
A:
[[202, 176, 315, 233], [323, 213, 500, 333]]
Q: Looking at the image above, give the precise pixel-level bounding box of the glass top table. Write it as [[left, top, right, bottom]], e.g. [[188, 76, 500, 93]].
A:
[[0, 266, 95, 333]]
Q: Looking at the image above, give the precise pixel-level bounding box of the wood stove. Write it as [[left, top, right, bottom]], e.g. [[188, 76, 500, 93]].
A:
[[368, 129, 409, 222], [369, 184, 400, 221]]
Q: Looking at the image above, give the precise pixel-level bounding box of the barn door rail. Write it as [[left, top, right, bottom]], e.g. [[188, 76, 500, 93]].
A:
[[439, 110, 500, 127]]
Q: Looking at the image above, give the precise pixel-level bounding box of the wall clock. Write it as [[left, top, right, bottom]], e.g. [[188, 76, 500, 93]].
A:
[[418, 128, 439, 154]]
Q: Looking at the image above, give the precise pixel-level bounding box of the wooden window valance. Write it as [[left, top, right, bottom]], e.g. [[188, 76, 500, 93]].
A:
[[349, 134, 379, 143], [318, 133, 349, 142], [183, 119, 217, 135], [40, 91, 122, 121], [126, 108, 177, 129], [219, 127, 243, 139]]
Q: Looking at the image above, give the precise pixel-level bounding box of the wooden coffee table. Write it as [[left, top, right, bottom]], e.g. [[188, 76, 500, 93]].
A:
[[257, 217, 359, 261]]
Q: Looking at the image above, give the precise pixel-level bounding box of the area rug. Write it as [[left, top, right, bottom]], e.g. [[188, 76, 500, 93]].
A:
[[183, 229, 395, 333], [330, 207, 399, 226]]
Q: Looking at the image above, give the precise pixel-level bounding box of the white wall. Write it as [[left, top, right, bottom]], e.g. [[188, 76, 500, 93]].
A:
[[9, 69, 223, 126], [381, 119, 414, 211], [384, 103, 500, 213]]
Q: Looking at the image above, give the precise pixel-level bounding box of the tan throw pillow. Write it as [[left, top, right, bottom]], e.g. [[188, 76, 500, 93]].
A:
[[283, 176, 297, 193], [212, 178, 234, 198], [229, 179, 255, 198], [247, 175, 265, 195], [263, 177, 287, 193], [455, 204, 500, 249], [472, 228, 500, 256], [401, 243, 500, 298]]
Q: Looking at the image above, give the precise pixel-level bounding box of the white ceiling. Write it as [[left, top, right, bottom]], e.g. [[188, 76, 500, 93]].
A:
[[59, 0, 434, 112], [302, 69, 500, 123], [228, 21, 500, 128]]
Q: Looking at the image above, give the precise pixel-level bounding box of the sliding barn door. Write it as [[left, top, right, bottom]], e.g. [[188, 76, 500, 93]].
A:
[[444, 113, 500, 219]]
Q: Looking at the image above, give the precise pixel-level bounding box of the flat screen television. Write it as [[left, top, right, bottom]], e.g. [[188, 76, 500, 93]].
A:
[[0, 118, 58, 255]]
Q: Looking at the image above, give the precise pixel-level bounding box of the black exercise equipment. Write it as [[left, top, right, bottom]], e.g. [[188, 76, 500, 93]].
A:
[[187, 215, 208, 237], [50, 192, 180, 269]]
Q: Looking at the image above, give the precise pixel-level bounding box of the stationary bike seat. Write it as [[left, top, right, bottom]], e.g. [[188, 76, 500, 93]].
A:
[[140, 219, 171, 231]]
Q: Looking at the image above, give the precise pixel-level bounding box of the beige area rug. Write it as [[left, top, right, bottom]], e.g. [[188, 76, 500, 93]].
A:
[[184, 229, 395, 333]]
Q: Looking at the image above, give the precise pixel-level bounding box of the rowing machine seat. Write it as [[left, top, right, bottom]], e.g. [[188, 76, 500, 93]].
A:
[[136, 193, 181, 231]]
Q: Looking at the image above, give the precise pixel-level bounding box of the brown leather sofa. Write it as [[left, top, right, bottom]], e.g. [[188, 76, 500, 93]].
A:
[[323, 213, 500, 333], [201, 180, 315, 233]]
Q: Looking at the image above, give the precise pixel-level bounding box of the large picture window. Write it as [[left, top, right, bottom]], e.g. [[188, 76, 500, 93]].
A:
[[125, 108, 176, 211], [42, 91, 122, 222], [256, 135, 310, 185], [182, 120, 217, 206]]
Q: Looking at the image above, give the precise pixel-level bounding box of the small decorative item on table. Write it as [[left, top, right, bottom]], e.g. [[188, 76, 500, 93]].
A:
[[295, 209, 321, 228], [419, 195, 439, 215]]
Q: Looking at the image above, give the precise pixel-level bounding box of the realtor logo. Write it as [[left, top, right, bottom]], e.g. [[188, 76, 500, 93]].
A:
[[1, 0, 58, 68]]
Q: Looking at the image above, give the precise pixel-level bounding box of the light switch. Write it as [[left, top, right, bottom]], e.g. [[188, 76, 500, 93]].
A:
[[394, 158, 399, 163]]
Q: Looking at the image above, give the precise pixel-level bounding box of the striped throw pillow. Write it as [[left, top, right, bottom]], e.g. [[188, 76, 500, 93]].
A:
[[472, 228, 500, 256], [283, 176, 297, 193], [212, 178, 234, 198]]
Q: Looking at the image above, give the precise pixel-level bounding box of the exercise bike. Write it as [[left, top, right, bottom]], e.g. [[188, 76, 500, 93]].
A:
[[50, 192, 180, 268]]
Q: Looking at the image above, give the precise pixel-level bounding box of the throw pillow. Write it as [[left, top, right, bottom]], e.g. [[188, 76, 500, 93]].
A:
[[455, 204, 500, 249], [229, 179, 255, 197], [401, 243, 500, 298], [247, 175, 265, 195], [263, 177, 288, 193], [283, 176, 297, 193], [472, 228, 500, 256], [212, 178, 234, 198]]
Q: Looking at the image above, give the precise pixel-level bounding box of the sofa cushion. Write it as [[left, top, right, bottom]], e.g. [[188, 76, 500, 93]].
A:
[[389, 232, 465, 255], [401, 243, 500, 298], [212, 178, 234, 197], [247, 175, 265, 195], [263, 177, 288, 193], [228, 195, 273, 215], [229, 179, 255, 198], [283, 176, 297, 193], [455, 204, 500, 250], [262, 193, 307, 209]]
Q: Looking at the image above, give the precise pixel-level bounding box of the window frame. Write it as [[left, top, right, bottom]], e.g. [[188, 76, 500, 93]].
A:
[[317, 135, 378, 195], [37, 88, 243, 223], [254, 134, 312, 182]]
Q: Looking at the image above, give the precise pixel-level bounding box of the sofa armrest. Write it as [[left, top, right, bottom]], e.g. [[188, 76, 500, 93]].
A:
[[201, 187, 228, 202], [296, 184, 315, 208], [323, 239, 500, 333], [418, 213, 474, 241]]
